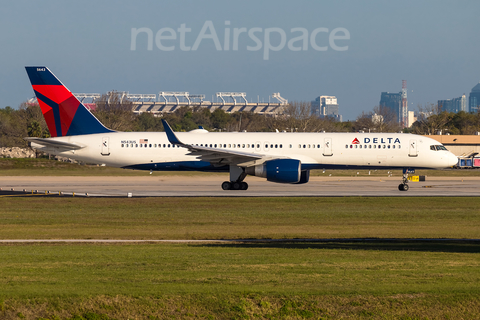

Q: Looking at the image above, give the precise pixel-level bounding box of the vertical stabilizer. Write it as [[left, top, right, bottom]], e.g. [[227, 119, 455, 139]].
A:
[[25, 67, 113, 137]]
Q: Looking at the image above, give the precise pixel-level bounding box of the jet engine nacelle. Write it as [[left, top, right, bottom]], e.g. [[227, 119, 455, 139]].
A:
[[297, 169, 310, 184], [246, 159, 302, 184]]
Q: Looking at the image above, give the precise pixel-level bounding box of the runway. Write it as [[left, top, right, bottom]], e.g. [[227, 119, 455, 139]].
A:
[[0, 238, 479, 243], [1, 175, 479, 197]]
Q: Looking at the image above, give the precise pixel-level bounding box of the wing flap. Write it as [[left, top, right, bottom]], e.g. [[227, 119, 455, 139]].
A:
[[185, 145, 264, 165]]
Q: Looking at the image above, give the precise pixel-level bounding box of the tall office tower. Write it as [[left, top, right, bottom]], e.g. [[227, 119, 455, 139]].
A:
[[438, 95, 467, 113], [469, 83, 480, 113], [311, 95, 341, 121], [380, 81, 408, 127]]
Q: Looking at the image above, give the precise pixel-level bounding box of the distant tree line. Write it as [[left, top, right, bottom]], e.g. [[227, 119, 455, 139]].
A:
[[409, 103, 480, 135], [0, 103, 50, 147], [1, 97, 480, 148]]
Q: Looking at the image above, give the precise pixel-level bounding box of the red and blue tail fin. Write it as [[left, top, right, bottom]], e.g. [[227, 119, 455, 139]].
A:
[[25, 66, 113, 137]]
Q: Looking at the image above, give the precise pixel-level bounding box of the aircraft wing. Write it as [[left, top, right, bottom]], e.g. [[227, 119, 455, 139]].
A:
[[162, 120, 272, 167], [25, 137, 85, 150], [183, 144, 265, 166]]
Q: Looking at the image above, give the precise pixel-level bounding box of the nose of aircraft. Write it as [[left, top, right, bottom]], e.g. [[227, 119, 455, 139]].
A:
[[445, 152, 458, 167]]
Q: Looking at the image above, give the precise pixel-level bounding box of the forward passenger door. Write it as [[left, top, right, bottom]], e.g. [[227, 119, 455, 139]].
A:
[[409, 139, 418, 157], [323, 138, 332, 156]]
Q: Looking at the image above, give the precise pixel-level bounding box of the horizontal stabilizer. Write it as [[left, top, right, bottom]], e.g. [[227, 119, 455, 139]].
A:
[[25, 137, 85, 150]]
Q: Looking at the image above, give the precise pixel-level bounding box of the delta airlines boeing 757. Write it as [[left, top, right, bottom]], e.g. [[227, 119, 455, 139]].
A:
[[25, 67, 458, 191]]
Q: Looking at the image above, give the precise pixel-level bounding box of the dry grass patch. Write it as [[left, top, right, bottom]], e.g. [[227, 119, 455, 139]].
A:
[[1, 294, 480, 319]]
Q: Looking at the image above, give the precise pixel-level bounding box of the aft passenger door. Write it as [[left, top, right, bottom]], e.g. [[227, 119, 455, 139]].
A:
[[101, 137, 110, 156], [323, 138, 332, 156], [408, 139, 417, 157]]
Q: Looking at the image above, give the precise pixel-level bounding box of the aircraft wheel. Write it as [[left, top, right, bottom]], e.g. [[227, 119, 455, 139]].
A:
[[232, 182, 241, 190], [398, 184, 404, 191], [240, 182, 248, 190], [222, 181, 232, 190], [402, 184, 409, 191]]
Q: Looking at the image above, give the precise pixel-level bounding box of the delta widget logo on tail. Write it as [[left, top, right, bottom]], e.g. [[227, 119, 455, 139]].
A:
[[25, 66, 112, 137]]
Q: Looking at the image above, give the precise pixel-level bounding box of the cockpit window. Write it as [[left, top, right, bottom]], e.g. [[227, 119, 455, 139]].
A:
[[430, 145, 448, 151]]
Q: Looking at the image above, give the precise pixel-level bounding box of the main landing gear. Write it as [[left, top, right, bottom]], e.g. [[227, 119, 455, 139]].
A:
[[222, 181, 248, 190], [398, 172, 410, 191], [222, 165, 248, 191]]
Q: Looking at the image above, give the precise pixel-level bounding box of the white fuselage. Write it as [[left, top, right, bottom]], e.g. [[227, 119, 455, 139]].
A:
[[31, 131, 458, 171]]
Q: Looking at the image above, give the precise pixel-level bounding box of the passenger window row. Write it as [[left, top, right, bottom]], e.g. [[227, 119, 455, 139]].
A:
[[122, 144, 180, 148], [121, 143, 324, 149], [298, 144, 321, 149], [345, 144, 401, 149]]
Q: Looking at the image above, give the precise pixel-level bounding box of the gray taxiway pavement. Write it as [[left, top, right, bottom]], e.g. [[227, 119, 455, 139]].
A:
[[1, 175, 479, 197]]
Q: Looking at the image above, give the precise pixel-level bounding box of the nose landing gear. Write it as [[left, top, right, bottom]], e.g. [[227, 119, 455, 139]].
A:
[[398, 182, 409, 191], [398, 170, 411, 191]]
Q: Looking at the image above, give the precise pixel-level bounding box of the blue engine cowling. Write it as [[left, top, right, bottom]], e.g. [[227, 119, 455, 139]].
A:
[[245, 159, 302, 183]]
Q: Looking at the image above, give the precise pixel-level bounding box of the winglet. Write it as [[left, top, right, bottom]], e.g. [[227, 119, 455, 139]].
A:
[[162, 119, 184, 145]]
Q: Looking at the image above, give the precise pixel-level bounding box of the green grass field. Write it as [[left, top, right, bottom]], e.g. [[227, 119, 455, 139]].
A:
[[0, 197, 479, 319], [1, 197, 479, 239], [1, 242, 479, 319]]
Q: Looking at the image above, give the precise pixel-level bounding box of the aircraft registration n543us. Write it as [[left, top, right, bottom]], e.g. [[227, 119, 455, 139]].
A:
[[25, 66, 458, 191]]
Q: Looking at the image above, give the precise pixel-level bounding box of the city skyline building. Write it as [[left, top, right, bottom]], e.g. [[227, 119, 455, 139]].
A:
[[438, 94, 467, 113], [379, 80, 408, 128], [311, 96, 342, 121], [379, 91, 402, 123], [407, 111, 416, 128], [371, 113, 383, 125], [401, 80, 408, 128], [469, 83, 480, 113]]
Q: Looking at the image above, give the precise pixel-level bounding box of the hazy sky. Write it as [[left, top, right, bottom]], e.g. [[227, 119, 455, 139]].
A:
[[1, 0, 479, 120]]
